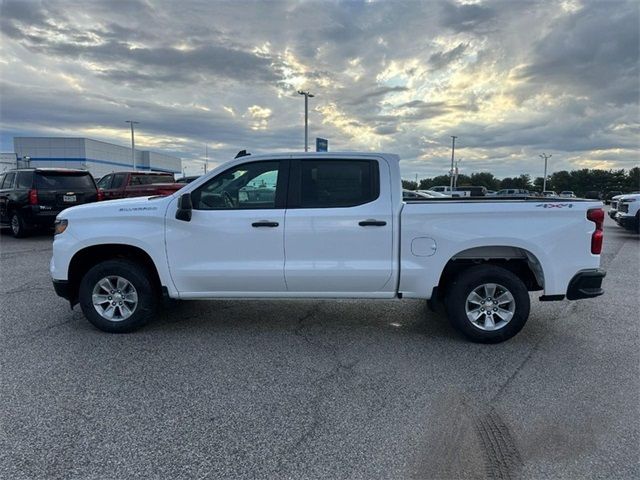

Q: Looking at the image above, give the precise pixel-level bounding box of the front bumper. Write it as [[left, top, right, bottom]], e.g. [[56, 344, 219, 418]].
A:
[[617, 214, 638, 230], [566, 269, 606, 300], [52, 279, 72, 301]]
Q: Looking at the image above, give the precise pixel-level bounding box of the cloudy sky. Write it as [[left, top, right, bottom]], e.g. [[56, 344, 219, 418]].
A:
[[0, 0, 638, 178]]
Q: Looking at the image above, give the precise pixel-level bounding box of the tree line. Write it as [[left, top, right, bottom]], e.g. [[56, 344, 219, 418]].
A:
[[402, 167, 640, 196]]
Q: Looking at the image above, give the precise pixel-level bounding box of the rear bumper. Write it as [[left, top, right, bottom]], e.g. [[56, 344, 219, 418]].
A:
[[21, 206, 62, 226], [566, 268, 606, 300]]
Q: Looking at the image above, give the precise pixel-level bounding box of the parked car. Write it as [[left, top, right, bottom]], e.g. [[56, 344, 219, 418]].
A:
[[454, 185, 487, 196], [51, 152, 605, 344], [584, 191, 602, 200], [542, 191, 557, 197], [604, 191, 623, 205], [417, 190, 448, 197], [96, 171, 184, 200], [614, 194, 640, 233], [403, 189, 431, 200], [608, 193, 628, 219], [176, 175, 200, 184], [430, 185, 454, 194], [0, 168, 100, 238], [560, 191, 576, 198], [496, 189, 530, 197]]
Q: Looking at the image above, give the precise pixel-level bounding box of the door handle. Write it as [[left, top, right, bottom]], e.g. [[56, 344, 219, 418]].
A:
[[359, 219, 387, 227], [252, 221, 279, 228]]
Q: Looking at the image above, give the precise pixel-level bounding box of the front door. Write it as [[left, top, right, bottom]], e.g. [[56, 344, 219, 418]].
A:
[[284, 158, 394, 294], [165, 159, 289, 296]]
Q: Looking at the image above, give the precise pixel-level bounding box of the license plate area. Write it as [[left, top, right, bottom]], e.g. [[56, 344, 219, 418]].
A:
[[63, 195, 76, 203]]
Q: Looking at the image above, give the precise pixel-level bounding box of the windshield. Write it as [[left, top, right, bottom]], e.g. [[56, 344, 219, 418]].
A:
[[35, 172, 95, 190]]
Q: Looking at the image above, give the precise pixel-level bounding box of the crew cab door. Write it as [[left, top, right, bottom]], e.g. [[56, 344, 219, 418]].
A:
[[165, 160, 289, 295], [284, 158, 394, 294]]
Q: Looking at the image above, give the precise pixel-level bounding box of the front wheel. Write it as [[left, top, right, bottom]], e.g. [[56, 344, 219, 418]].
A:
[[445, 265, 530, 343], [79, 259, 158, 333]]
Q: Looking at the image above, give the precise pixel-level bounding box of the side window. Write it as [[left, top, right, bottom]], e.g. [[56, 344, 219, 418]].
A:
[[2, 172, 16, 189], [97, 175, 112, 189], [299, 160, 379, 208], [192, 161, 281, 210], [111, 173, 127, 189], [0, 174, 5, 188], [16, 172, 32, 189]]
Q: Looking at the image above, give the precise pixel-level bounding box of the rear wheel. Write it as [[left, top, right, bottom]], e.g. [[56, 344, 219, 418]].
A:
[[79, 259, 157, 333], [10, 213, 29, 238], [445, 265, 530, 343]]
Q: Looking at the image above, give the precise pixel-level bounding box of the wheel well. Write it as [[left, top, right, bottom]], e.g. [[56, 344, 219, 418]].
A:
[[67, 244, 162, 305], [436, 246, 544, 300]]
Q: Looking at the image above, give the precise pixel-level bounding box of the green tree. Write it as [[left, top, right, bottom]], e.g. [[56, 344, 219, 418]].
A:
[[626, 167, 640, 191], [469, 172, 500, 190], [402, 180, 418, 190], [549, 171, 572, 192]]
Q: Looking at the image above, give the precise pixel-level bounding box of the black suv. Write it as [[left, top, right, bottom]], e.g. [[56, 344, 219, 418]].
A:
[[0, 168, 100, 238]]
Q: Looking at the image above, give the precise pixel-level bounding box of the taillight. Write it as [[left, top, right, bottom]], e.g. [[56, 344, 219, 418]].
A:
[[28, 189, 38, 205], [97, 189, 104, 201], [587, 208, 604, 254]]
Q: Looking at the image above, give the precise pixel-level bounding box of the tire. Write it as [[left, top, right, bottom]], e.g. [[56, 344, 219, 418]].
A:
[[444, 265, 530, 343], [10, 212, 29, 238], [78, 259, 158, 333]]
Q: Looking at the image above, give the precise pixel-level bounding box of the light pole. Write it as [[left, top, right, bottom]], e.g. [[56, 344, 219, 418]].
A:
[[125, 120, 139, 169], [540, 153, 552, 192], [449, 135, 457, 189], [297, 90, 314, 152], [454, 158, 463, 188]]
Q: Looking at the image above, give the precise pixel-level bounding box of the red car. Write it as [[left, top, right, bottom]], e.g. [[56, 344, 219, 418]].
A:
[[96, 171, 184, 200]]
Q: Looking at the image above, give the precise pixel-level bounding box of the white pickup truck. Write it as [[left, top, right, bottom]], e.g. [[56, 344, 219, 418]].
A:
[[51, 152, 606, 343]]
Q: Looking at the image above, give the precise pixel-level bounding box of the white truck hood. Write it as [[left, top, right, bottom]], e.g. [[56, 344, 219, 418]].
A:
[[57, 195, 171, 220]]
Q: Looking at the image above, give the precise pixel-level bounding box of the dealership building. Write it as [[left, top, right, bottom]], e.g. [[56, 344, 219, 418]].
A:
[[12, 137, 182, 178]]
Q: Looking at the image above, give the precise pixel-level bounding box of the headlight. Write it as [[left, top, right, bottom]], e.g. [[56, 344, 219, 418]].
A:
[[54, 219, 68, 235]]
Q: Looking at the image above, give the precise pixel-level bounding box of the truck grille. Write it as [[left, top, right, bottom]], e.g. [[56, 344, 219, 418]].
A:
[[619, 203, 629, 213], [611, 201, 618, 210]]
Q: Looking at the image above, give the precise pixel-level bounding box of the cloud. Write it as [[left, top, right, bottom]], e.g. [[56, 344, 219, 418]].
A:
[[0, 0, 638, 178]]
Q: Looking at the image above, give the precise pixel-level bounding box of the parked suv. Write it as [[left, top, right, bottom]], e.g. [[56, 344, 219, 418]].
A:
[[0, 168, 99, 238], [615, 194, 640, 233]]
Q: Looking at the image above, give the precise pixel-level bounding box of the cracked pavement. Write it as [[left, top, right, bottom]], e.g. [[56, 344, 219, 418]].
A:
[[0, 217, 638, 479]]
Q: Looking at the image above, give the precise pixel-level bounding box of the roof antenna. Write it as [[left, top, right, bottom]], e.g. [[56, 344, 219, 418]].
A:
[[235, 149, 250, 159]]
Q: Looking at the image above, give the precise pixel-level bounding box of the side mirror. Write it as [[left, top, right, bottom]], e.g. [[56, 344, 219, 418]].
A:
[[175, 193, 193, 221]]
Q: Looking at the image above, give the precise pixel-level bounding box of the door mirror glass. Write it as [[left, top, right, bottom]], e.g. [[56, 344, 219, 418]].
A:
[[176, 192, 193, 221]]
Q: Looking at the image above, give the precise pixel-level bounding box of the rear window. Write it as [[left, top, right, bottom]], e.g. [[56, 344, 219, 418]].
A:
[[35, 172, 95, 190], [130, 174, 174, 185]]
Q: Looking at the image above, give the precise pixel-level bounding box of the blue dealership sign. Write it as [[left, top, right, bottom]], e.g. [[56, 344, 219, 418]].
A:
[[316, 137, 328, 152]]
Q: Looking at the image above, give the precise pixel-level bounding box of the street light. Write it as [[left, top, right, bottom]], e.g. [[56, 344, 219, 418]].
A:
[[297, 90, 314, 152], [454, 158, 463, 188], [540, 153, 552, 192], [449, 135, 457, 189], [125, 120, 140, 169]]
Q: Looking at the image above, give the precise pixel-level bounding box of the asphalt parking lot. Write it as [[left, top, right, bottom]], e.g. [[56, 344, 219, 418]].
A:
[[0, 217, 638, 479]]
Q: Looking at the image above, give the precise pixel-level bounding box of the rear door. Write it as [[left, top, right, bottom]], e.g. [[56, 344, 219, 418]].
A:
[[34, 171, 98, 210], [284, 158, 394, 294]]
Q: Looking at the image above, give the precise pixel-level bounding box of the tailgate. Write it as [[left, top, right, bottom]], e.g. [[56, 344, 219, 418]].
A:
[[35, 171, 98, 209]]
